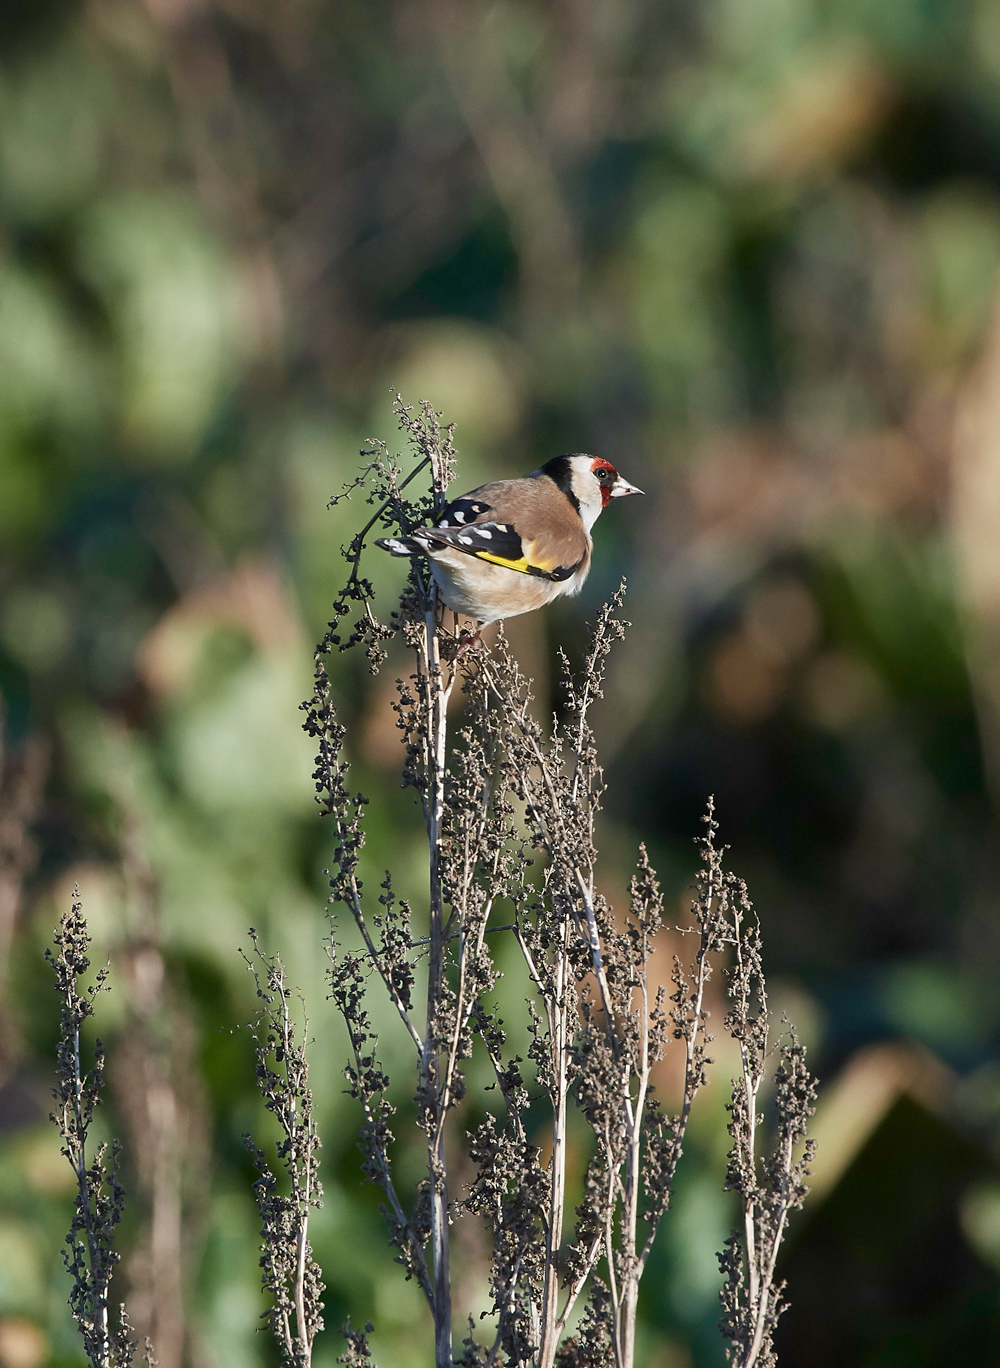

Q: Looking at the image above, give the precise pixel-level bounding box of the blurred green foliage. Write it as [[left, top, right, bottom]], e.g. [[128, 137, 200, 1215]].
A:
[[2, 0, 1000, 1365]]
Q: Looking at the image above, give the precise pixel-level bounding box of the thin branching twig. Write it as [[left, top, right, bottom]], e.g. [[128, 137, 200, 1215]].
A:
[[47, 897, 136, 1368], [717, 853, 817, 1368], [242, 930, 325, 1368]]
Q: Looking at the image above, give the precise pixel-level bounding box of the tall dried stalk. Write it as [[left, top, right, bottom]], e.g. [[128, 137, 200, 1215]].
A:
[[47, 897, 136, 1368], [312, 397, 465, 1368], [471, 615, 730, 1368], [303, 397, 814, 1368], [243, 931, 325, 1368], [718, 873, 817, 1368]]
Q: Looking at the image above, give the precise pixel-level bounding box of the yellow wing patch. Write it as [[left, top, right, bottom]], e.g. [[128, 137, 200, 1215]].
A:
[[472, 549, 533, 574]]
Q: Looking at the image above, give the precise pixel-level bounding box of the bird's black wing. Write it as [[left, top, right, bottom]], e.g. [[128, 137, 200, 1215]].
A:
[[437, 496, 495, 528], [426, 522, 581, 580]]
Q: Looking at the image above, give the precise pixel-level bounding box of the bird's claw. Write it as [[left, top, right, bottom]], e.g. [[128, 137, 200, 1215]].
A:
[[441, 629, 482, 662]]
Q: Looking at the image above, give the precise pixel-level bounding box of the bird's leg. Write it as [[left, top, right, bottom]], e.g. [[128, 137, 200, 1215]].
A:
[[452, 628, 482, 659], [439, 617, 482, 661]]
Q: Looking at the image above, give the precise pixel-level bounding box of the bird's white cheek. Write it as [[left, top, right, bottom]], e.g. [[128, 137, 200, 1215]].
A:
[[576, 491, 604, 532]]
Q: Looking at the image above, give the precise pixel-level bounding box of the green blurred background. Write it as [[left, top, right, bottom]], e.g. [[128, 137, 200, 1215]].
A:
[[3, 0, 1000, 1365]]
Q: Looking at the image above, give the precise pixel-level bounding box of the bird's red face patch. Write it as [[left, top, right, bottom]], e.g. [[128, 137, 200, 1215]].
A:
[[590, 457, 619, 507]]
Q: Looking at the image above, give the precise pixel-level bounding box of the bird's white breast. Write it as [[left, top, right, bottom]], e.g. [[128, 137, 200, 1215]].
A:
[[429, 551, 584, 624]]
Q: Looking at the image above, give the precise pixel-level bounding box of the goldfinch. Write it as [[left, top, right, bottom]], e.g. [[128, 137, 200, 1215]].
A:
[[375, 454, 643, 625]]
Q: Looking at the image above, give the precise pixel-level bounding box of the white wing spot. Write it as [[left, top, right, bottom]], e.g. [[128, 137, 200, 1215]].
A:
[[453, 510, 466, 523], [478, 529, 492, 539], [457, 536, 473, 546]]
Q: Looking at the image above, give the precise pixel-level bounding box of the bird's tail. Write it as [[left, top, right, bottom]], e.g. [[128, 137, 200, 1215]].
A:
[[375, 534, 432, 557]]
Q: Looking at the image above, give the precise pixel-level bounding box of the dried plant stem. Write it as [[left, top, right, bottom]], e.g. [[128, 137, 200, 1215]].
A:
[[411, 413, 461, 1368], [476, 606, 726, 1368], [718, 862, 817, 1368], [311, 398, 467, 1368], [420, 598, 457, 1368], [243, 931, 325, 1368], [540, 927, 570, 1368], [47, 898, 135, 1368], [735, 927, 767, 1366]]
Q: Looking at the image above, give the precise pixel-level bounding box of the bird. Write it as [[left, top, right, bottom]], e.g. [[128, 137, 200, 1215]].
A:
[[375, 453, 643, 631]]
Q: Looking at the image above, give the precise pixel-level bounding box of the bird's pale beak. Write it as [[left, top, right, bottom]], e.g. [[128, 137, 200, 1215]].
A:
[[611, 478, 644, 498]]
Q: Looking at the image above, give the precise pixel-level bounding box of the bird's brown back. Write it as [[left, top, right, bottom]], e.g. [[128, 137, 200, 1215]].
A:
[[448, 474, 590, 574]]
